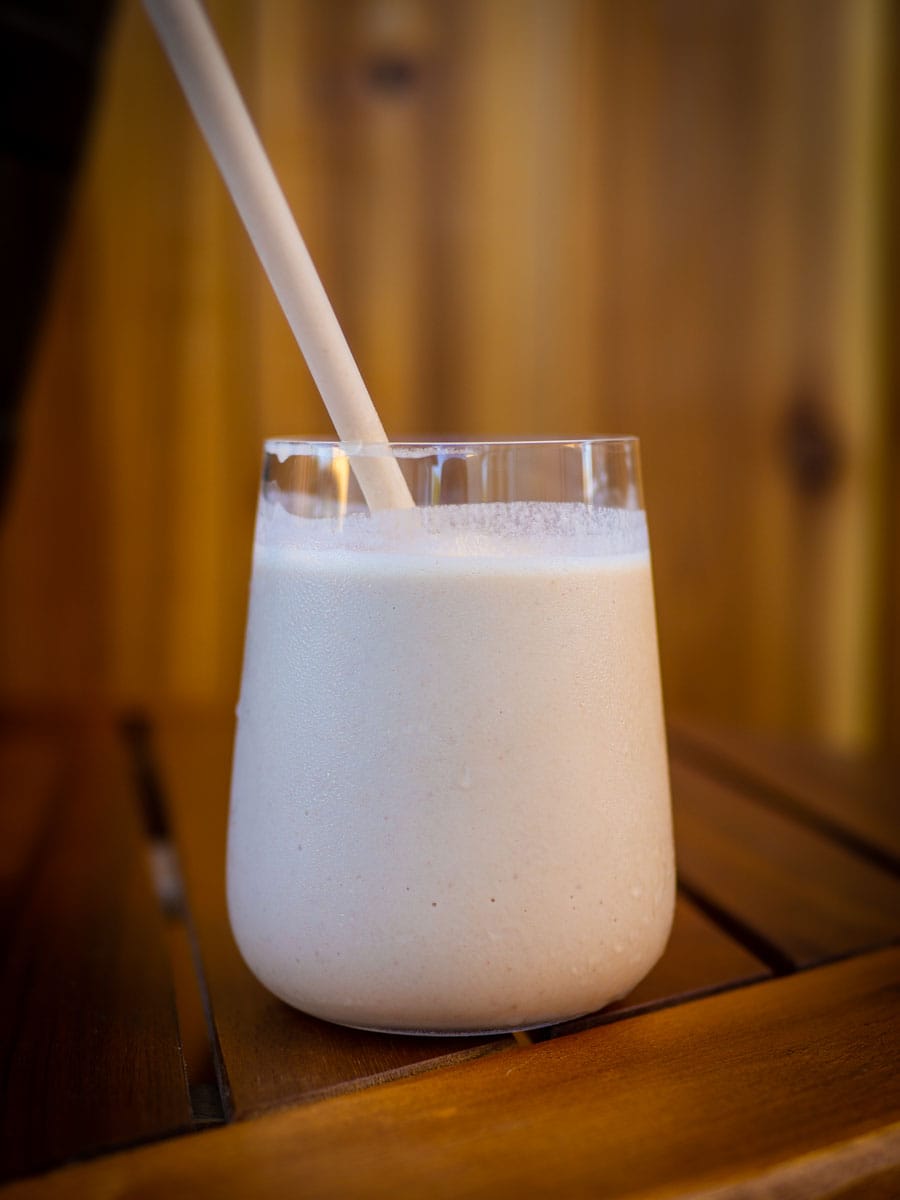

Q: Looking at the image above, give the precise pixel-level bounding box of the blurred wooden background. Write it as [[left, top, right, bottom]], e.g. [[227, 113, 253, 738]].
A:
[[0, 0, 896, 750]]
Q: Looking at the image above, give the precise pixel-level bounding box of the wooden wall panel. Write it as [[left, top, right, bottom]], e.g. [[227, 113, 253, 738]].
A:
[[0, 225, 107, 702], [0, 0, 892, 749], [827, 0, 891, 745], [887, 0, 900, 758], [252, 0, 344, 440]]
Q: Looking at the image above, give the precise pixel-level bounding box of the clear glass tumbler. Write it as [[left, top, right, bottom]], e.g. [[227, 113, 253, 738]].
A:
[[228, 438, 675, 1034]]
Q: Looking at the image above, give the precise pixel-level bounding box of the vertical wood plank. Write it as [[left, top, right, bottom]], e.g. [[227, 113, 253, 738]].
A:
[[0, 221, 108, 703], [159, 0, 256, 705], [452, 0, 562, 434], [825, 0, 890, 746], [329, 0, 438, 435], [742, 0, 890, 749], [81, 0, 188, 706], [888, 1, 900, 757], [742, 0, 819, 735], [252, 0, 336, 440], [547, 1, 611, 435]]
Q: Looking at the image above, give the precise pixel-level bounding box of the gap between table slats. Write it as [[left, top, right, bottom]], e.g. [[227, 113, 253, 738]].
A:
[[670, 755, 900, 970]]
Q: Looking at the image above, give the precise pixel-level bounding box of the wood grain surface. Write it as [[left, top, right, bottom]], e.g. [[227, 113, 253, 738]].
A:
[[0, 0, 893, 754], [683, 1123, 900, 1200], [5, 947, 898, 1200], [670, 719, 900, 866], [671, 756, 900, 967], [0, 719, 191, 1182]]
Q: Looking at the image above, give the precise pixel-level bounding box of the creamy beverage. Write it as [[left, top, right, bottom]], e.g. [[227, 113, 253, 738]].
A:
[[228, 497, 675, 1033], [147, 8, 673, 1033]]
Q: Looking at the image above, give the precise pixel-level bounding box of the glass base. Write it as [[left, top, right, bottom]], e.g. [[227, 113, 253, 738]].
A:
[[337, 1006, 613, 1038]]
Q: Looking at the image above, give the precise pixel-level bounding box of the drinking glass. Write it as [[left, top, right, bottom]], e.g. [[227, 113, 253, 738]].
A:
[[228, 438, 675, 1034]]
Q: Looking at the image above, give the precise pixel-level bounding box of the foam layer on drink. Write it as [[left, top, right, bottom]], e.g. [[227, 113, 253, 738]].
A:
[[256, 497, 649, 560], [229, 501, 674, 1033]]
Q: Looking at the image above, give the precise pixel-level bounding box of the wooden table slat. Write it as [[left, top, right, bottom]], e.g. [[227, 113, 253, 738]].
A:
[[671, 757, 900, 968], [670, 719, 900, 867], [682, 1124, 900, 1200], [6, 947, 899, 1200], [0, 720, 193, 1182], [154, 714, 512, 1119]]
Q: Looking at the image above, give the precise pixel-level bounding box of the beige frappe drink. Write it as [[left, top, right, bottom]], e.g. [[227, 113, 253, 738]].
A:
[[228, 440, 675, 1034]]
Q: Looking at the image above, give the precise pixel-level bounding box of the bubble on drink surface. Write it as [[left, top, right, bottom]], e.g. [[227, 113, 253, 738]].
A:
[[256, 497, 649, 559]]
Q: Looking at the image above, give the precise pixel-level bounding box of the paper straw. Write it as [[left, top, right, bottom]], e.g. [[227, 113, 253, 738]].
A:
[[143, 0, 414, 511]]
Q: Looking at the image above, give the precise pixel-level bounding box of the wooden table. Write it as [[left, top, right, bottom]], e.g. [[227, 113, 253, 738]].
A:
[[1, 710, 898, 1198]]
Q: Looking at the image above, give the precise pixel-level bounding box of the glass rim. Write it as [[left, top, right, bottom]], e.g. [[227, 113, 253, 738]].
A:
[[265, 435, 640, 460]]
